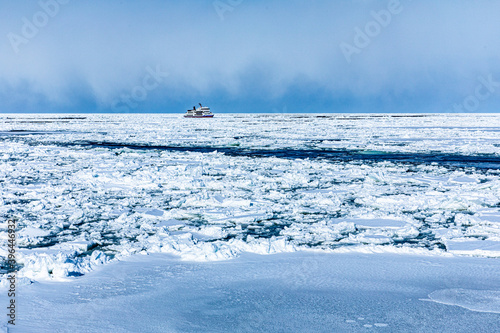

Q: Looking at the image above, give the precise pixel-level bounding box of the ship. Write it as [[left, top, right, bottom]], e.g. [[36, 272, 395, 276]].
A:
[[184, 103, 214, 118]]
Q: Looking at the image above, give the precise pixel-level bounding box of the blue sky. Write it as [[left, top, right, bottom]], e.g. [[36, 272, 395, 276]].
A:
[[1, 0, 499, 113]]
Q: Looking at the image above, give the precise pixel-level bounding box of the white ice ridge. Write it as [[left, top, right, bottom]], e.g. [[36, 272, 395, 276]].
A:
[[428, 289, 500, 314], [0, 113, 499, 282]]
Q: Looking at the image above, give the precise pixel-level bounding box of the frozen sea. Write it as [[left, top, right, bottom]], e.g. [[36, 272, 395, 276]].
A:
[[1, 113, 500, 280], [1, 113, 500, 331]]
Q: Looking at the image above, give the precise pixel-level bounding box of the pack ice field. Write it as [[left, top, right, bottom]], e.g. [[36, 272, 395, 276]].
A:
[[0, 113, 499, 283]]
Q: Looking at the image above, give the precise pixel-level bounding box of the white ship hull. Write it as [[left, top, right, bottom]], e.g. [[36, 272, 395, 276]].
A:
[[184, 104, 214, 118]]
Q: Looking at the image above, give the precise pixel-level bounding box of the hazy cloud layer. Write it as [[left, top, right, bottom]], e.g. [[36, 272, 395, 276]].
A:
[[1, 0, 499, 113]]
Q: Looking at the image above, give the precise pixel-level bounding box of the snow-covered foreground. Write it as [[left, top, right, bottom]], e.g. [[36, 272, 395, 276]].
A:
[[9, 252, 500, 332], [0, 113, 499, 282]]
